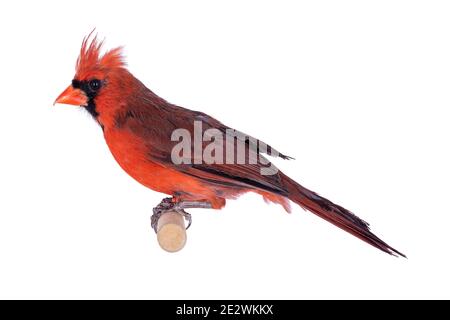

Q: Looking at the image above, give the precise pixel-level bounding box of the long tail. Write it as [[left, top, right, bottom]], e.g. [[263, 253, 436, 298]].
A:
[[281, 173, 405, 257]]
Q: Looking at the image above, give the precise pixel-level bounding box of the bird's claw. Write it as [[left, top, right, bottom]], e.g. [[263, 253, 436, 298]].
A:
[[150, 197, 192, 233], [181, 210, 192, 230]]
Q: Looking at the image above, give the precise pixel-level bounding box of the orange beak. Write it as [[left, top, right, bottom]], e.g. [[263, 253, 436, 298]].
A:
[[54, 85, 88, 106]]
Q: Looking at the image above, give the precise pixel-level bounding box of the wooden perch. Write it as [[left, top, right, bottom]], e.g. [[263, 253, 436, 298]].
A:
[[156, 210, 187, 252]]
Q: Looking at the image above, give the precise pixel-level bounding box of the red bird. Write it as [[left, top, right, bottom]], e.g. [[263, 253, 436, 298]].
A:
[[54, 33, 404, 257]]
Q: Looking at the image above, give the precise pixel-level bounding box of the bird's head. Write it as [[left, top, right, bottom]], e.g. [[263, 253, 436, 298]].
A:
[[54, 32, 131, 125]]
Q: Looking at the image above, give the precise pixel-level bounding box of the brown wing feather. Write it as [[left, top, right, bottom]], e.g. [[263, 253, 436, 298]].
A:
[[115, 100, 289, 196]]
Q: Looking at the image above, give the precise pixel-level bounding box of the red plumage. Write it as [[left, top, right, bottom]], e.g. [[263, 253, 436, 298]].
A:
[[55, 33, 405, 257]]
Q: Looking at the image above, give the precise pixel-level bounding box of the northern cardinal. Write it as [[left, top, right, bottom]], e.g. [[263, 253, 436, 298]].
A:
[[54, 33, 404, 257]]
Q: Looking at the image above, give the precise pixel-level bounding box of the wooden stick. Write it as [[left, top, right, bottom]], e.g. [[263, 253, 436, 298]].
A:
[[156, 210, 187, 252]]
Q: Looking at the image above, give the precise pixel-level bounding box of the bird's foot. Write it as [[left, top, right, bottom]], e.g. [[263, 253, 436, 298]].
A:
[[151, 197, 211, 233], [151, 197, 175, 232]]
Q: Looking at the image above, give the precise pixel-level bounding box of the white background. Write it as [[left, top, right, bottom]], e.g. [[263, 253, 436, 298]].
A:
[[0, 0, 449, 299]]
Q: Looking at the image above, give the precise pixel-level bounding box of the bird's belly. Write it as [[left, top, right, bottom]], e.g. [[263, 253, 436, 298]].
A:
[[104, 129, 213, 198]]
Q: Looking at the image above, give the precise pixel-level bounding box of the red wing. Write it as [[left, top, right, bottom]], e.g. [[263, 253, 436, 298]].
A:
[[116, 102, 289, 196]]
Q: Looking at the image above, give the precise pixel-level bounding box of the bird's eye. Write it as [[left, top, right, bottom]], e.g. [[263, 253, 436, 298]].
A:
[[88, 79, 101, 91]]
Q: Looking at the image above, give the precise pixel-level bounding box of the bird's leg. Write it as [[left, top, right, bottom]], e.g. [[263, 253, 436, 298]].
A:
[[150, 197, 212, 233], [174, 201, 213, 210], [172, 200, 213, 231]]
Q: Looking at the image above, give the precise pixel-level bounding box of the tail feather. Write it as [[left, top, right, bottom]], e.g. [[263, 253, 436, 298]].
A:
[[282, 173, 405, 257]]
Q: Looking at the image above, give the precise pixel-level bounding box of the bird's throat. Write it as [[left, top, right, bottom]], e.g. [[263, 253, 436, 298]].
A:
[[85, 99, 99, 119]]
